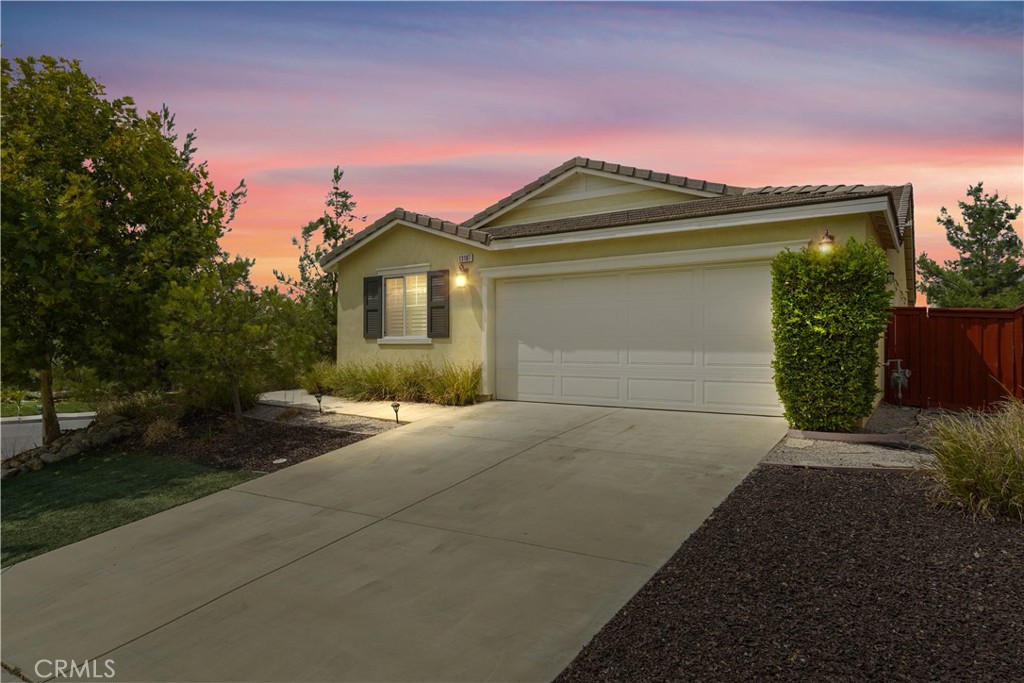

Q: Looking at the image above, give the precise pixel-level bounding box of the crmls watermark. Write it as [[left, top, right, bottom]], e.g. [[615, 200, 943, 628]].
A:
[[34, 659, 116, 680]]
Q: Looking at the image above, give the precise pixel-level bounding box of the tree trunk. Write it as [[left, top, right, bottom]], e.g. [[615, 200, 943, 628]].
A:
[[39, 360, 61, 445], [231, 376, 245, 434]]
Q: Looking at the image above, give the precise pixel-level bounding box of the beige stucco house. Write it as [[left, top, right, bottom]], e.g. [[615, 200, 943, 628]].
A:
[[321, 157, 915, 417]]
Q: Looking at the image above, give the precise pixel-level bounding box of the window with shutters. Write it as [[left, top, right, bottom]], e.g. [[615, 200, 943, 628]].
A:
[[383, 273, 428, 339], [365, 269, 447, 342]]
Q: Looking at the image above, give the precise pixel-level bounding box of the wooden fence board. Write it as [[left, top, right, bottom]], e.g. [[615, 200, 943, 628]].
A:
[[885, 305, 1024, 410]]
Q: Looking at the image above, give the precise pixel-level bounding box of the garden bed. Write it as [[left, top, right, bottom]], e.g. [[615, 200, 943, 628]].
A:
[[557, 467, 1023, 683], [127, 408, 388, 473]]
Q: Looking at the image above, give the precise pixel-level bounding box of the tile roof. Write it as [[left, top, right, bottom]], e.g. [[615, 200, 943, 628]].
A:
[[319, 208, 489, 266], [459, 156, 745, 229], [478, 184, 910, 242], [319, 157, 913, 267]]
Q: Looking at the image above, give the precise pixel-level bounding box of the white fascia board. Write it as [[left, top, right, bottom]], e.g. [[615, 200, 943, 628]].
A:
[[479, 240, 810, 280], [471, 167, 721, 229], [487, 196, 894, 251], [321, 219, 486, 270]]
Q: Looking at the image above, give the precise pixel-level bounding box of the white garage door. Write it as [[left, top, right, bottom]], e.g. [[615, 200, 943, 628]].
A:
[[494, 263, 783, 416]]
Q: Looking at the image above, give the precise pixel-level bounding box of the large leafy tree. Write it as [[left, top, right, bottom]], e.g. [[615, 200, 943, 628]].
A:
[[161, 255, 314, 432], [917, 183, 1024, 308], [1, 55, 245, 443], [274, 167, 362, 359]]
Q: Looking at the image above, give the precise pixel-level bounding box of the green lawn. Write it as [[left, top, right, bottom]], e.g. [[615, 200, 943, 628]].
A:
[[1, 399, 93, 418], [1, 450, 256, 567]]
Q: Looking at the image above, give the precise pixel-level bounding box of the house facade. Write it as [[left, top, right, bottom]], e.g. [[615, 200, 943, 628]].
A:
[[321, 157, 915, 417]]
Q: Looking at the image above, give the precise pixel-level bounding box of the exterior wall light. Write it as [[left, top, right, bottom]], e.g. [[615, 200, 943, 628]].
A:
[[818, 230, 835, 253], [454, 264, 469, 288]]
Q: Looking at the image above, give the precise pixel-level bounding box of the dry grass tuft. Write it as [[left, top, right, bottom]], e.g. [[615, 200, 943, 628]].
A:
[[921, 395, 1024, 521]]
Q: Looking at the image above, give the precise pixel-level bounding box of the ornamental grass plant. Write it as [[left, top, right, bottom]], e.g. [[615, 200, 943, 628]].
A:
[[922, 395, 1024, 521], [301, 360, 481, 406]]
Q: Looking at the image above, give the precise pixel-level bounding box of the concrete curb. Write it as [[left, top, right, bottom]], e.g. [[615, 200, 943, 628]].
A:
[[761, 461, 922, 473], [787, 429, 907, 445], [0, 412, 96, 424]]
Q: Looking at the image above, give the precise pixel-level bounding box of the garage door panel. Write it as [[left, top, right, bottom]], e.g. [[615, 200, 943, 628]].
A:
[[561, 347, 620, 365], [704, 380, 779, 409], [559, 307, 623, 336], [515, 374, 556, 397], [626, 378, 696, 404], [498, 278, 555, 302], [559, 274, 620, 299], [561, 376, 621, 400], [625, 268, 695, 295], [626, 304, 695, 335], [705, 301, 770, 335], [703, 336, 773, 368], [514, 343, 557, 364], [495, 265, 782, 416], [703, 263, 769, 291], [626, 342, 696, 367]]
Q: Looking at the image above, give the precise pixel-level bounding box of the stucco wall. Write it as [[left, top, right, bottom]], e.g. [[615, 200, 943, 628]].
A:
[[334, 214, 878, 369]]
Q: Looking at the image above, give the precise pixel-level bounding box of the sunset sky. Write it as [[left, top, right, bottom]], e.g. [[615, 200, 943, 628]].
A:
[[4, 1, 1022, 287]]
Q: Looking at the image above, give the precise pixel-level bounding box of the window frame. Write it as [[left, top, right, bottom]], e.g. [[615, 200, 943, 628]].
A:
[[382, 272, 430, 343]]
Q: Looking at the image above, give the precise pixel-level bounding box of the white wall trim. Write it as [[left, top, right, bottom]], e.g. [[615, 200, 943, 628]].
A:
[[487, 196, 894, 250], [378, 337, 432, 346], [479, 240, 809, 280], [377, 263, 430, 277]]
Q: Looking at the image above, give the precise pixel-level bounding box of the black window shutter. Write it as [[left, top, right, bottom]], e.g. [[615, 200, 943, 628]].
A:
[[363, 276, 383, 339], [427, 270, 450, 338]]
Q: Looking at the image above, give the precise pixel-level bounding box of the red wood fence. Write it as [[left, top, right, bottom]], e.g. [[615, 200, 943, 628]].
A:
[[884, 305, 1024, 410]]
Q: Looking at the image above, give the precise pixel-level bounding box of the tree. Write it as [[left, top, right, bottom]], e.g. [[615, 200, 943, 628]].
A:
[[1, 56, 245, 444], [274, 167, 363, 359], [917, 183, 1024, 308], [161, 255, 314, 432]]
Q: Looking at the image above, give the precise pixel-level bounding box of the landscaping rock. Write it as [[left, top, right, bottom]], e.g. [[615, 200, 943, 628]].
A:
[[1, 418, 138, 481], [558, 467, 1024, 683]]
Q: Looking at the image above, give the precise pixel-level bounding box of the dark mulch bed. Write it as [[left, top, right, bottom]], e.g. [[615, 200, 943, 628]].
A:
[[130, 414, 370, 473], [558, 467, 1024, 683]]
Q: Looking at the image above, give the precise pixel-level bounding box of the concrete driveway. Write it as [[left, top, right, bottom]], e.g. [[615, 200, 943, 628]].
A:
[[1, 402, 785, 683]]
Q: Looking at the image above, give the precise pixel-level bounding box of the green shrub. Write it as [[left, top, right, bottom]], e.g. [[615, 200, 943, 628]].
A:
[[771, 238, 892, 431], [316, 360, 481, 405], [922, 397, 1024, 521], [95, 391, 183, 423], [182, 378, 263, 416], [299, 360, 339, 395]]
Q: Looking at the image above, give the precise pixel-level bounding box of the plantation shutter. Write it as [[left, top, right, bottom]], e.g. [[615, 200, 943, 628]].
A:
[[427, 269, 450, 338], [363, 276, 383, 339]]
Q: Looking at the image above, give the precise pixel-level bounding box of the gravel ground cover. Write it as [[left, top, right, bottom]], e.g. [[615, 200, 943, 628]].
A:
[[558, 467, 1023, 683]]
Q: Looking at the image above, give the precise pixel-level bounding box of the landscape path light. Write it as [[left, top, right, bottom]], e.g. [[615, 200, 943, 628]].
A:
[[391, 402, 400, 424], [314, 389, 323, 414]]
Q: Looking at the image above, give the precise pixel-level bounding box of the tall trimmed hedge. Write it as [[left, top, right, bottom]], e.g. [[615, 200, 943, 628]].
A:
[[771, 239, 892, 431]]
